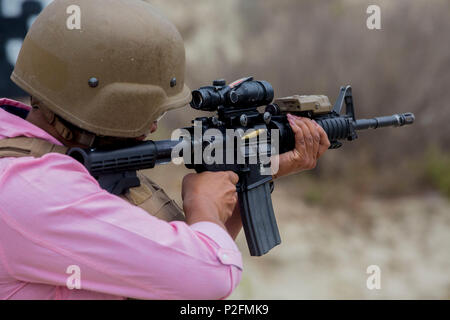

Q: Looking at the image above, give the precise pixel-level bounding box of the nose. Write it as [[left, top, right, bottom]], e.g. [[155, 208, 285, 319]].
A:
[[150, 121, 158, 133], [135, 121, 158, 141]]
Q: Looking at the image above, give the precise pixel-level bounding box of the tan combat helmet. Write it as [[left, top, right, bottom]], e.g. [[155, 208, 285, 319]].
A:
[[11, 0, 191, 143]]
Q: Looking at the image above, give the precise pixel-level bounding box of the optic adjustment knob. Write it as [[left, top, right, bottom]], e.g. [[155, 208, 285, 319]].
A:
[[213, 79, 226, 86]]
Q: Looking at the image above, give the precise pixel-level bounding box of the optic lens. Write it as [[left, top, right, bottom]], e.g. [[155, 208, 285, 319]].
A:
[[191, 91, 203, 109]]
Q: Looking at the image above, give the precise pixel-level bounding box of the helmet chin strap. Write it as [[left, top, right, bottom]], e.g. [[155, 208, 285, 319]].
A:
[[32, 98, 96, 147]]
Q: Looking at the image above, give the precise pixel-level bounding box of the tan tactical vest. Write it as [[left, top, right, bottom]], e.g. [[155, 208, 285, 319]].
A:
[[0, 137, 185, 222]]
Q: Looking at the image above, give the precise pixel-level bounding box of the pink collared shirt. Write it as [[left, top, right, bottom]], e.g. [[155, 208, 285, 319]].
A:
[[0, 98, 242, 300]]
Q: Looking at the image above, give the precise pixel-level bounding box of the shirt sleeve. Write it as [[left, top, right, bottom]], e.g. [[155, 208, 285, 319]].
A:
[[0, 154, 243, 299]]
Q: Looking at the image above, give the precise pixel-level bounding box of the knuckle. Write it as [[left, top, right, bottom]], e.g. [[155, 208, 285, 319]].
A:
[[223, 171, 232, 180], [229, 171, 239, 181]]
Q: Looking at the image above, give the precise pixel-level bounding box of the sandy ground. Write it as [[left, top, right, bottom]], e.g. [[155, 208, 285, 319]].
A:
[[231, 192, 450, 299], [144, 164, 450, 299]]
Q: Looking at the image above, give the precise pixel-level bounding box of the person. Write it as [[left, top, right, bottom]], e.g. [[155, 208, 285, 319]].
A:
[[0, 0, 330, 300]]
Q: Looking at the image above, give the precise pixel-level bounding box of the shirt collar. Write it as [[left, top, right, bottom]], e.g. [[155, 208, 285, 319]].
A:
[[0, 98, 63, 146]]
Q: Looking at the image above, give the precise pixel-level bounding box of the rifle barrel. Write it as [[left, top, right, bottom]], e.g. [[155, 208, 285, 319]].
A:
[[354, 112, 414, 130]]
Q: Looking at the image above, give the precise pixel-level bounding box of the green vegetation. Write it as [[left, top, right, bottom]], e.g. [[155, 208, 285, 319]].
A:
[[425, 147, 450, 198]]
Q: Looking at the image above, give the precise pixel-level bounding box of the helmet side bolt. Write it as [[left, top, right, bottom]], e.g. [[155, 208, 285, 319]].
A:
[[170, 78, 177, 87], [88, 77, 99, 88]]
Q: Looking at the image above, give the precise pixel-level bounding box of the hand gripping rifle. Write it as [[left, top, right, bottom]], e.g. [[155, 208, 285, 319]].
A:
[[67, 77, 414, 256]]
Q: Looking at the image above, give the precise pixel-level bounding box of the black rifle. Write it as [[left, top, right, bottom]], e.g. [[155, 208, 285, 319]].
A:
[[67, 77, 414, 256]]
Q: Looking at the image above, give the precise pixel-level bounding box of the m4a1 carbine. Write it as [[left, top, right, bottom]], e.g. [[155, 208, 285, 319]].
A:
[[67, 77, 415, 256]]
